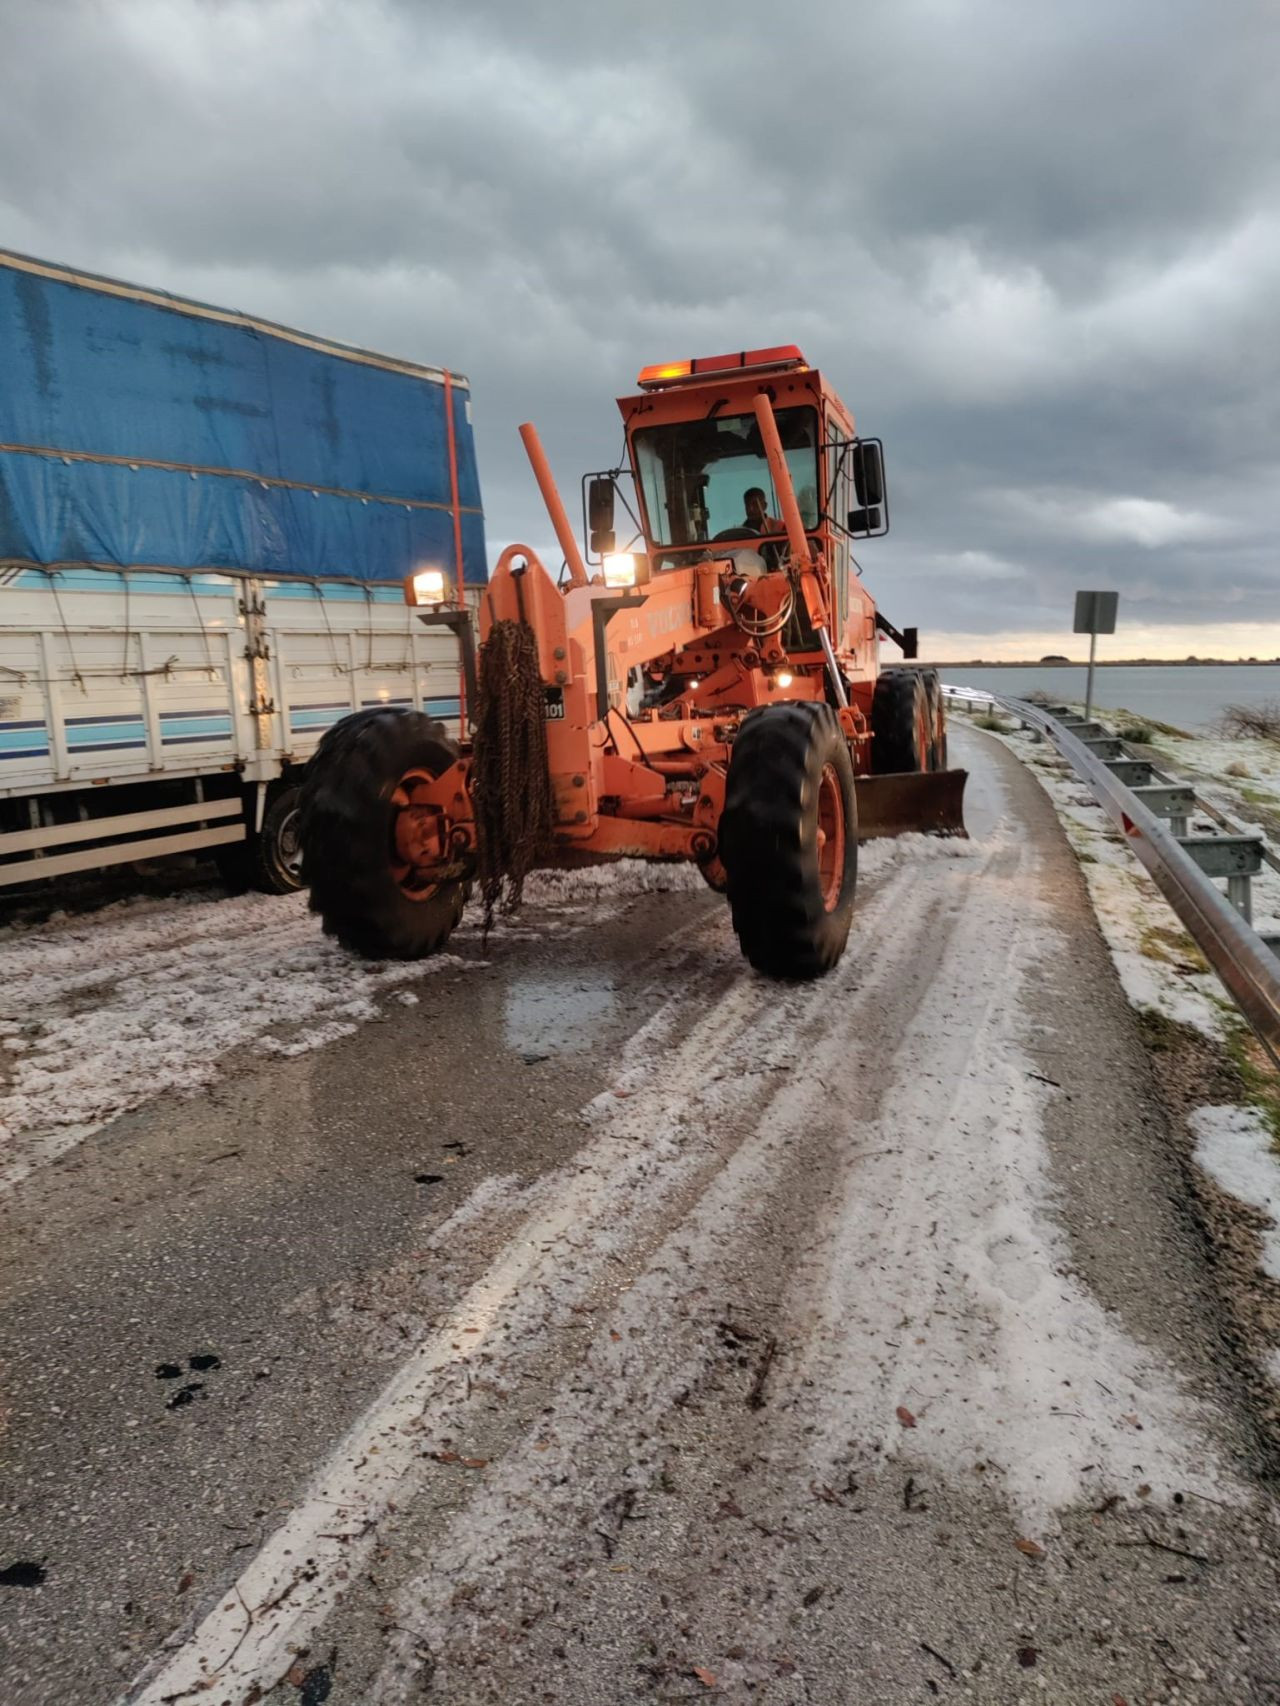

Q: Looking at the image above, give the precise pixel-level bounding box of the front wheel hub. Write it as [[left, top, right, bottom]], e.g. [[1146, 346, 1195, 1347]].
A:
[[390, 769, 448, 899]]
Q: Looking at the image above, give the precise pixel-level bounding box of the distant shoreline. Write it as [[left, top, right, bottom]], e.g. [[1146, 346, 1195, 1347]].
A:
[[930, 659, 1280, 669]]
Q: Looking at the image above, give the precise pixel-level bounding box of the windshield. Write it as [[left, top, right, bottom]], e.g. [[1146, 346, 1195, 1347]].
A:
[[632, 406, 820, 550]]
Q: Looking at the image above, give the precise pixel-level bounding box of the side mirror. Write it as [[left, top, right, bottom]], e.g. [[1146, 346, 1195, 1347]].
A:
[[588, 477, 616, 555], [847, 438, 888, 537]]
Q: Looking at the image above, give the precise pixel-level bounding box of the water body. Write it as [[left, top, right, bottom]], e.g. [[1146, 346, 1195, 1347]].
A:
[[937, 664, 1280, 732]]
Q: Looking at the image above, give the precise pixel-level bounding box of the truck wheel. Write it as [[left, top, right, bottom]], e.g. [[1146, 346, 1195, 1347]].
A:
[[299, 708, 468, 960], [214, 784, 304, 895], [256, 785, 305, 891], [922, 671, 947, 770], [719, 702, 857, 979], [871, 669, 931, 774]]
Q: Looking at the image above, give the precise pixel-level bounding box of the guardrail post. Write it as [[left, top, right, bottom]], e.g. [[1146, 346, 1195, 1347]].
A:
[[1175, 832, 1263, 923], [1105, 759, 1156, 787], [1227, 874, 1253, 925], [1131, 783, 1195, 839]]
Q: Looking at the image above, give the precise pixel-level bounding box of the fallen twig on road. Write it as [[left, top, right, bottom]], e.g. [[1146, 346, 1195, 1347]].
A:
[[920, 1642, 957, 1679], [746, 1334, 777, 1409], [1115, 1533, 1216, 1565]]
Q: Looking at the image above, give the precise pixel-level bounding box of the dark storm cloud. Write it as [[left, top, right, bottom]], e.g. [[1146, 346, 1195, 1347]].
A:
[[1, 0, 1277, 650]]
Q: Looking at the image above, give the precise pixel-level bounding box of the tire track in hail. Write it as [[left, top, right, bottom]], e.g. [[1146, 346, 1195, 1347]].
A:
[[120, 839, 987, 1706], [360, 841, 1006, 1701]]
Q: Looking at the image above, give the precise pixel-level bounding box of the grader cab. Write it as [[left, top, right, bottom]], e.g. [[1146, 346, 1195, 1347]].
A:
[[299, 345, 966, 979]]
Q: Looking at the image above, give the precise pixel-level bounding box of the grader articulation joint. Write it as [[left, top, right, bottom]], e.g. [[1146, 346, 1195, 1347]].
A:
[[299, 345, 967, 978]]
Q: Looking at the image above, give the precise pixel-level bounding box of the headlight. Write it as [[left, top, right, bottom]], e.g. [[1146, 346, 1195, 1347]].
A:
[[406, 568, 448, 606], [602, 552, 638, 588]]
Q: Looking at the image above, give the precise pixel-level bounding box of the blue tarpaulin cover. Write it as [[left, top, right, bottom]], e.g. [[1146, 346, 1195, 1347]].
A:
[[0, 251, 485, 584]]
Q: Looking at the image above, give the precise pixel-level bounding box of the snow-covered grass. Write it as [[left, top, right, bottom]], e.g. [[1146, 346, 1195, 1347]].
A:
[[1190, 1105, 1280, 1281], [1150, 731, 1280, 821]]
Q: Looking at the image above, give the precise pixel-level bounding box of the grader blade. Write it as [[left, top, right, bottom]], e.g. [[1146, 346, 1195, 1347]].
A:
[[854, 770, 969, 841]]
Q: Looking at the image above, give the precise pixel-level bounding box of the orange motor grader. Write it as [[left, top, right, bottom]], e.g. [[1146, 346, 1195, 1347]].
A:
[[298, 344, 966, 979]]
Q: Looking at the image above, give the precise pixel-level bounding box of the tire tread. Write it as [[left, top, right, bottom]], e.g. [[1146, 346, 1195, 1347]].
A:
[[720, 701, 857, 979]]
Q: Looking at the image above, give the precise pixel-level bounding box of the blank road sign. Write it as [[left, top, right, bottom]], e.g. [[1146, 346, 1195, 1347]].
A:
[[1073, 590, 1118, 634]]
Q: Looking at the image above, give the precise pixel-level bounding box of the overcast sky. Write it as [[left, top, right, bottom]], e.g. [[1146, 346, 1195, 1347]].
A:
[[2, 0, 1277, 657]]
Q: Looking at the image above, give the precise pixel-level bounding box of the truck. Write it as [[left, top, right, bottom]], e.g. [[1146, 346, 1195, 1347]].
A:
[[299, 344, 966, 978], [0, 248, 485, 892]]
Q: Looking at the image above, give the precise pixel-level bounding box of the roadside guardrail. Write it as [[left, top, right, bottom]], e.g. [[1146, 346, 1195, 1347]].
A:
[[943, 687, 1280, 1069]]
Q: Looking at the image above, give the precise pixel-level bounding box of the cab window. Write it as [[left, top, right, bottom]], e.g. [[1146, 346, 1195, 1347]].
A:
[[633, 407, 819, 551]]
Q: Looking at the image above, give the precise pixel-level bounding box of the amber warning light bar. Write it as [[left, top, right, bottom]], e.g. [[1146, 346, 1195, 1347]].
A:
[[636, 344, 807, 389]]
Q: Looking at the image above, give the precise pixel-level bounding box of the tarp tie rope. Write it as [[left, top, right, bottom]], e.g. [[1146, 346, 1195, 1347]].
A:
[[121, 570, 133, 681], [44, 571, 85, 693], [313, 579, 342, 678], [183, 575, 217, 680]]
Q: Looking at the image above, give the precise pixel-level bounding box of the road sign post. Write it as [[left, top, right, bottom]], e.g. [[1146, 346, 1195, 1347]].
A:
[[1073, 590, 1118, 721]]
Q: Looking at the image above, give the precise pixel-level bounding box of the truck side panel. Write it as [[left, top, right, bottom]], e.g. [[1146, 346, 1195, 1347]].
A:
[[0, 570, 245, 792], [0, 568, 471, 886], [264, 580, 463, 760]]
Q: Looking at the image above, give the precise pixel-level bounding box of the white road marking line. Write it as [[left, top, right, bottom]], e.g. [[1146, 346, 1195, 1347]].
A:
[[124, 1197, 583, 1706]]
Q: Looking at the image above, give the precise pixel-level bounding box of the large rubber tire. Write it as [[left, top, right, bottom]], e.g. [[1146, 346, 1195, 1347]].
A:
[[871, 669, 930, 775], [719, 701, 858, 979], [921, 670, 947, 771], [216, 783, 305, 895], [299, 708, 468, 959]]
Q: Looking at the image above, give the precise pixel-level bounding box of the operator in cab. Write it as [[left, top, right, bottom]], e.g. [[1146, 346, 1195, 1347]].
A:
[[742, 485, 786, 570], [742, 486, 780, 535]]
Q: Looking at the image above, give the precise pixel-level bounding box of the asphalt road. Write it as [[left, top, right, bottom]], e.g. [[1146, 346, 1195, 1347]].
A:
[[1, 727, 1277, 1705]]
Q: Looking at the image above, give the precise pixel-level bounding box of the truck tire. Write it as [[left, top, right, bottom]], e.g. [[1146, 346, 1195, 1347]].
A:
[[871, 669, 931, 775], [216, 784, 305, 895], [299, 708, 469, 960], [719, 701, 857, 979]]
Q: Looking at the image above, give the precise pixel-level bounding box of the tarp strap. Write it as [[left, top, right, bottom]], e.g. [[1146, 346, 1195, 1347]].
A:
[[0, 439, 482, 517], [442, 372, 465, 582], [443, 369, 468, 729]]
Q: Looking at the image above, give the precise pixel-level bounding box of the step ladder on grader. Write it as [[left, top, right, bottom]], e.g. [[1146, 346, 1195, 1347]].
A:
[[299, 345, 967, 979]]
